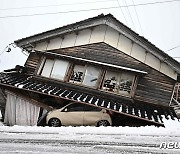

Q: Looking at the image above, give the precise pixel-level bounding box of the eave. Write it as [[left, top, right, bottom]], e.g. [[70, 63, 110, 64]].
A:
[[0, 71, 177, 127]]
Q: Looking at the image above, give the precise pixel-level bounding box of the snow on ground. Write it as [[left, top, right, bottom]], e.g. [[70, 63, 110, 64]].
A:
[[0, 118, 180, 136], [0, 118, 180, 153]]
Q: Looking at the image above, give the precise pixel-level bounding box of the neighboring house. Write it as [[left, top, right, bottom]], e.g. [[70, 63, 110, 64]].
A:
[[0, 14, 180, 126]]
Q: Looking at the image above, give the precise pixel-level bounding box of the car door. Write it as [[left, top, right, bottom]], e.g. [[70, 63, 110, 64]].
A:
[[61, 103, 84, 126], [83, 104, 102, 126]]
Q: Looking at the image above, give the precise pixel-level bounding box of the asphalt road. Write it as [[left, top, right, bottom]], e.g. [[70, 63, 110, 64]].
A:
[[0, 130, 179, 154]]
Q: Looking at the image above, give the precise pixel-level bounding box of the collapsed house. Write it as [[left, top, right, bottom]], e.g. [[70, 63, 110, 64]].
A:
[[0, 14, 180, 126]]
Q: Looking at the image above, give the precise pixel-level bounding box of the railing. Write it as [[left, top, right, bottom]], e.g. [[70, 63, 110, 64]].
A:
[[170, 83, 180, 118]]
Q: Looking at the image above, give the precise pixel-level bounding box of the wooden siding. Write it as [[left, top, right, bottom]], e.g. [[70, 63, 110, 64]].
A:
[[27, 43, 175, 106], [24, 52, 41, 74], [32, 24, 177, 80]]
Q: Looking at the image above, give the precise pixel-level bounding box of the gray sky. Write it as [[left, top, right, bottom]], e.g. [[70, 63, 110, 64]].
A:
[[0, 0, 180, 72]]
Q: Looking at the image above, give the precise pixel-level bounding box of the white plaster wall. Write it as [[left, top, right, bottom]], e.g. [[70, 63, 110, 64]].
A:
[[131, 43, 146, 62], [89, 25, 107, 43], [145, 53, 161, 71], [160, 62, 177, 79], [104, 27, 119, 48], [34, 41, 48, 51], [75, 29, 91, 46], [61, 33, 77, 48], [47, 37, 62, 50], [117, 34, 132, 55]]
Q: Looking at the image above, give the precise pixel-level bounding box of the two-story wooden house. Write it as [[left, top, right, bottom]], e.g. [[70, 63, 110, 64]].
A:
[[0, 14, 180, 126]]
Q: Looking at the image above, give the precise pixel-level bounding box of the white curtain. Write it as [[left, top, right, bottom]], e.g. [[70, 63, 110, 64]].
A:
[[4, 91, 40, 126]]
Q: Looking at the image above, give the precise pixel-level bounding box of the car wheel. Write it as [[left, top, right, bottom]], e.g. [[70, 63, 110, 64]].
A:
[[48, 118, 61, 127], [97, 120, 110, 127]]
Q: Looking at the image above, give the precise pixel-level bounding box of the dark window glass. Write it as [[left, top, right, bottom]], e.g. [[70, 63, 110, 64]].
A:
[[84, 104, 101, 111], [66, 103, 84, 112]]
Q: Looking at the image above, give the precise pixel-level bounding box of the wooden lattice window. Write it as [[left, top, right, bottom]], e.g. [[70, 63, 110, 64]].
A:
[[69, 64, 101, 88], [102, 70, 135, 96]]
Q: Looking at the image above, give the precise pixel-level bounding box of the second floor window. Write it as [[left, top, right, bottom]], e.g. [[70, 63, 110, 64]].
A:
[[69, 65, 85, 84], [102, 70, 134, 95], [83, 65, 100, 87], [40, 59, 69, 80], [38, 57, 136, 97], [69, 64, 101, 88]]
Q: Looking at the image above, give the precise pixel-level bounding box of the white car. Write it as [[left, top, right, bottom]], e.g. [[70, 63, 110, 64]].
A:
[[46, 102, 112, 127]]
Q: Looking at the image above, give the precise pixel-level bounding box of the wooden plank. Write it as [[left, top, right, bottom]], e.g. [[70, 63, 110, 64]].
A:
[[135, 89, 171, 102], [34, 43, 175, 107], [134, 95, 169, 106]]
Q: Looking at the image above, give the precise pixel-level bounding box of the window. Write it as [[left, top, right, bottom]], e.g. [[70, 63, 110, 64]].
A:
[[102, 71, 118, 93], [40, 58, 69, 80], [83, 65, 100, 87], [69, 64, 85, 84], [39, 57, 137, 96], [41, 59, 54, 77], [66, 103, 84, 112], [51, 59, 69, 80], [84, 104, 101, 111], [69, 64, 101, 88], [102, 70, 135, 96]]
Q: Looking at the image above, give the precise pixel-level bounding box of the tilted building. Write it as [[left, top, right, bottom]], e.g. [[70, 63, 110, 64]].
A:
[[0, 14, 180, 126]]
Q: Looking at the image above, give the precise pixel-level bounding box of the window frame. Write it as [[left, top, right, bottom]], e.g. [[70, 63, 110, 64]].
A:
[[101, 69, 137, 97], [68, 63, 102, 89], [37, 57, 70, 82], [37, 56, 138, 97]]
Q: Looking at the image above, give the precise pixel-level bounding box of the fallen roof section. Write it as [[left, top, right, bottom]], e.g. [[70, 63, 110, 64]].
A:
[[0, 71, 177, 126]]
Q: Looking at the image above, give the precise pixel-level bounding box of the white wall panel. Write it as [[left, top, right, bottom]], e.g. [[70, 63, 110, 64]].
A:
[[34, 41, 48, 51], [75, 29, 91, 46], [47, 37, 62, 50], [61, 33, 77, 48], [131, 43, 146, 62], [89, 25, 107, 43], [145, 53, 161, 71], [117, 35, 132, 55], [160, 62, 177, 80], [104, 27, 119, 48]]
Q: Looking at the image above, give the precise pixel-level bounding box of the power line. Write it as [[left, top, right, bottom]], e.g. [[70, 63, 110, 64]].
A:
[[131, 0, 180, 7], [0, 0, 180, 19], [173, 57, 180, 58], [116, 0, 129, 26], [166, 45, 180, 52], [0, 0, 179, 11], [131, 0, 144, 35], [0, 6, 120, 19], [0, 43, 17, 56], [0, 46, 8, 56], [0, 0, 116, 11], [123, 0, 136, 31]]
